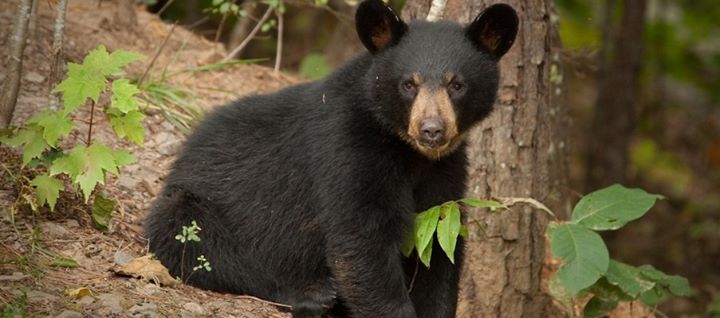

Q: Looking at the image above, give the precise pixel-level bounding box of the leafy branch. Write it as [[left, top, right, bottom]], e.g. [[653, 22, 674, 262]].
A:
[[1, 45, 144, 220], [405, 184, 690, 316]]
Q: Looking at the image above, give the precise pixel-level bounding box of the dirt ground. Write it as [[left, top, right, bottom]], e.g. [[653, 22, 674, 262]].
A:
[[0, 1, 301, 317]]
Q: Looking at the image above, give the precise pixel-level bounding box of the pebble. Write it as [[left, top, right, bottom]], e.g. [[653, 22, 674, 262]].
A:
[[117, 173, 139, 191], [129, 302, 158, 317], [114, 250, 135, 266], [77, 295, 95, 306], [183, 302, 208, 316], [42, 222, 70, 238], [97, 293, 123, 314]]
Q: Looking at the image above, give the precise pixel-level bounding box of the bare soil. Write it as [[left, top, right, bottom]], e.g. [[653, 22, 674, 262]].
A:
[[0, 1, 301, 317]]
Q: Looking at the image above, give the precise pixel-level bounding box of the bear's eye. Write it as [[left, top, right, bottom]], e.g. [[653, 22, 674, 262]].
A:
[[450, 81, 465, 92], [401, 80, 417, 93]]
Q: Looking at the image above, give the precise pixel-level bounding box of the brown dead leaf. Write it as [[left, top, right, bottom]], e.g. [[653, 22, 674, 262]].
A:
[[113, 255, 178, 286], [66, 287, 93, 299]]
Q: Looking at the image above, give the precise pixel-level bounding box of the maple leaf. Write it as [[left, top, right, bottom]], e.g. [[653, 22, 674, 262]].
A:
[[110, 79, 141, 114], [5, 124, 50, 166], [53, 62, 106, 114], [27, 111, 73, 147], [50, 143, 121, 202], [108, 111, 145, 146], [105, 50, 144, 76], [30, 174, 64, 211]]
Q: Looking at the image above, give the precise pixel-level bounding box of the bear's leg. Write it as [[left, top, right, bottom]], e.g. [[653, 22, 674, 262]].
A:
[[284, 280, 337, 318], [406, 239, 463, 318], [146, 187, 259, 294], [408, 151, 467, 317]]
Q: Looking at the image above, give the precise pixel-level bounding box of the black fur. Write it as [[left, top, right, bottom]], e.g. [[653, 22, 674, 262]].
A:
[[145, 1, 517, 317]]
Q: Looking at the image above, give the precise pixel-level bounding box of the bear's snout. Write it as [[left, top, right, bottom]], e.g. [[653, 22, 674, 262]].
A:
[[420, 116, 446, 148]]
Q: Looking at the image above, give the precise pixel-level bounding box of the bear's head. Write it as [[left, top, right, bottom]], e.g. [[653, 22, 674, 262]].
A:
[[356, 0, 518, 160]]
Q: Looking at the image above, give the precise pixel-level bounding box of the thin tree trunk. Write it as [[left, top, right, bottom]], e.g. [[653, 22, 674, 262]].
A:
[[585, 0, 647, 190], [0, 0, 33, 129], [49, 0, 69, 110], [402, 0, 570, 317]]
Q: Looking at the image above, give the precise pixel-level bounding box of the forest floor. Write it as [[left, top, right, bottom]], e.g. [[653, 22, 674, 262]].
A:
[[0, 1, 300, 317]]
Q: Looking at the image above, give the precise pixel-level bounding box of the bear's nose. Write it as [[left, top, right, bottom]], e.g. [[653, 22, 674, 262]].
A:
[[420, 117, 446, 146]]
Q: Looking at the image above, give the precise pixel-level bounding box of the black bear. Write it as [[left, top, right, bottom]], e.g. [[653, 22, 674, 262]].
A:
[[145, 1, 517, 317]]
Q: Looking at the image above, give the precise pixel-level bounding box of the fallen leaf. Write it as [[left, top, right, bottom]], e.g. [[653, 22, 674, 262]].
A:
[[66, 287, 93, 299], [113, 255, 178, 286]]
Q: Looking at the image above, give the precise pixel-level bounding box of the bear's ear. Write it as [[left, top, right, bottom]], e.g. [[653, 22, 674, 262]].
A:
[[466, 4, 518, 59], [355, 0, 407, 54]]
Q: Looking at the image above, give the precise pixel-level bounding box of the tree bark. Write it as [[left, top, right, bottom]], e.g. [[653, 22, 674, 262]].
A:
[[585, 0, 647, 190], [402, 1, 570, 317], [49, 0, 69, 110], [0, 0, 33, 129]]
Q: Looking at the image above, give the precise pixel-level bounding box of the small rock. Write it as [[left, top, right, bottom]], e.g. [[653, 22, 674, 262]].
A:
[[42, 222, 70, 238], [180, 310, 196, 318], [208, 300, 232, 310], [117, 173, 140, 191], [160, 121, 175, 131], [56, 310, 83, 318], [157, 139, 182, 156], [24, 71, 45, 83], [140, 283, 160, 295], [65, 219, 80, 228], [153, 131, 174, 145], [183, 302, 208, 316], [114, 250, 135, 266], [77, 295, 95, 306], [0, 271, 29, 282], [129, 302, 158, 318], [98, 293, 124, 314]]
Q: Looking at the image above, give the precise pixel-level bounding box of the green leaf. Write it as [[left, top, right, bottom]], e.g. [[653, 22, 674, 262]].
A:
[[108, 110, 145, 145], [459, 225, 469, 239], [53, 62, 106, 113], [34, 112, 73, 146], [605, 260, 656, 298], [50, 147, 85, 178], [572, 184, 664, 231], [437, 202, 461, 264], [50, 144, 121, 202], [415, 205, 441, 266], [110, 79, 140, 113], [400, 230, 415, 257], [298, 53, 331, 80], [418, 236, 433, 268], [459, 198, 504, 210], [583, 296, 618, 318], [92, 193, 115, 231], [5, 124, 50, 166], [587, 278, 634, 302], [49, 256, 79, 268], [637, 265, 691, 297], [30, 175, 64, 211], [113, 149, 136, 166], [105, 50, 143, 75], [548, 222, 609, 295]]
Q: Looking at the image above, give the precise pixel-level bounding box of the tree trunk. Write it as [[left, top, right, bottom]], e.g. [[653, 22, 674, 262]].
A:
[[402, 1, 570, 317], [585, 0, 647, 190], [0, 0, 33, 129]]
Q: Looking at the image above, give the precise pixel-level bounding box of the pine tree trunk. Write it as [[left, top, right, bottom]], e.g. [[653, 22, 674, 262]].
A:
[[402, 0, 570, 316]]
